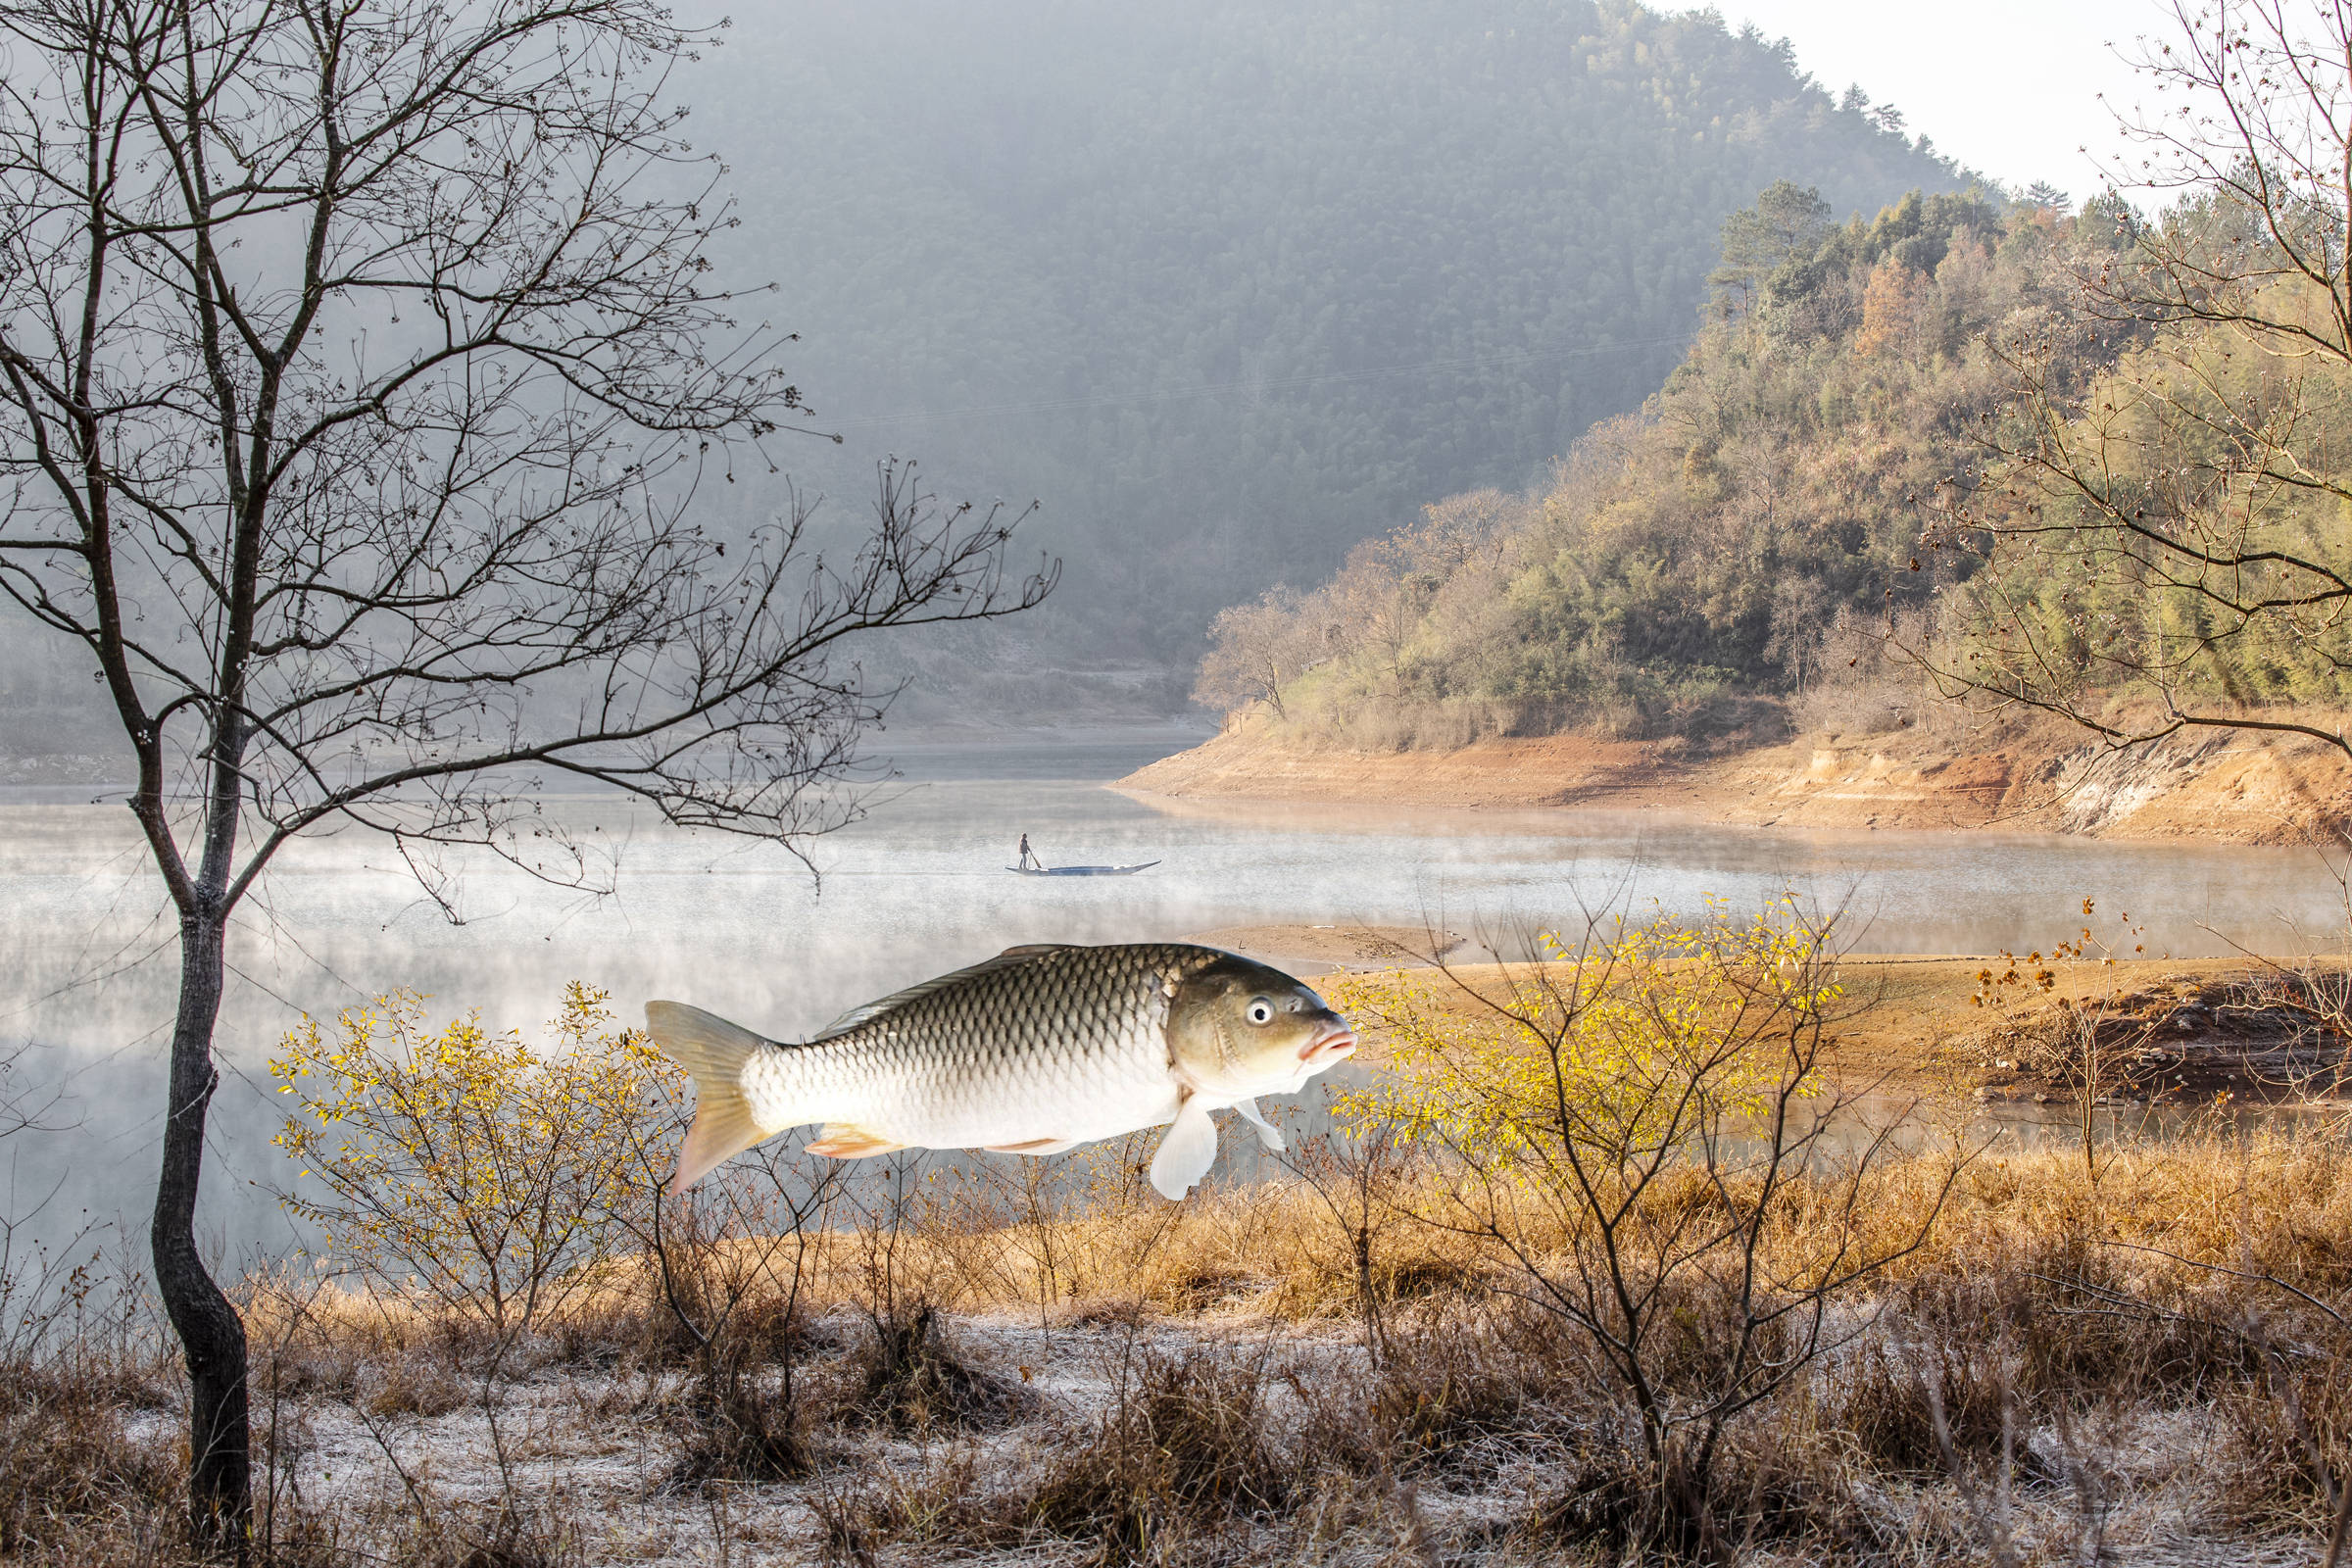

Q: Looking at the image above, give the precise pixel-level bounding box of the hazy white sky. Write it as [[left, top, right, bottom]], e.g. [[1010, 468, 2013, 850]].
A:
[[1718, 0, 2178, 200]]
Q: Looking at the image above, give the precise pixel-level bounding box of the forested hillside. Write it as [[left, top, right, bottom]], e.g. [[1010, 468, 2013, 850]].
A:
[[1197, 186, 2144, 745], [0, 0, 1985, 757], [681, 0, 1975, 688]]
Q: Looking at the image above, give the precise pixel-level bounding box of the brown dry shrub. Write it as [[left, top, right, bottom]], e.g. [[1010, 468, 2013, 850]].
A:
[[1021, 1346, 1294, 1558], [2215, 1350, 2352, 1536], [1823, 1336, 2008, 1475], [1377, 1252, 1487, 1300], [256, 1327, 367, 1408], [358, 1498, 585, 1568], [0, 1373, 178, 1555], [613, 1240, 816, 1371], [1887, 1232, 2253, 1406], [1157, 1266, 1264, 1315], [1534, 1412, 1911, 1563], [811, 1347, 1296, 1563], [362, 1348, 469, 1419], [811, 1445, 1030, 1560], [836, 1302, 1030, 1434], [662, 1359, 813, 1492], [1294, 1304, 1590, 1476]]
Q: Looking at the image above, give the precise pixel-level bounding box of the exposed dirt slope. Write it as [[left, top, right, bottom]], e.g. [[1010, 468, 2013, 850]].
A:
[[1121, 713, 2352, 844], [1119, 721, 1709, 809]]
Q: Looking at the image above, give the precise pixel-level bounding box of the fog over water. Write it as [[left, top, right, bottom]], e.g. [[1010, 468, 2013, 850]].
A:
[[3, 729, 2346, 1270]]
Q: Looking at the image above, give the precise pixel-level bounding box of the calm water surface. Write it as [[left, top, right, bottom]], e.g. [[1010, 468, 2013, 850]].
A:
[[2, 727, 2345, 1261]]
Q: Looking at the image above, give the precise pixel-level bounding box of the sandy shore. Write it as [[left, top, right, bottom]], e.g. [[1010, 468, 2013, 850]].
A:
[[1123, 712, 2352, 844]]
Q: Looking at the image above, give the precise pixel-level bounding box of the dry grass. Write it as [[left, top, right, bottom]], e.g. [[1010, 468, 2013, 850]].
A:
[[2, 1129, 2344, 1564], [0, 1367, 181, 1558]]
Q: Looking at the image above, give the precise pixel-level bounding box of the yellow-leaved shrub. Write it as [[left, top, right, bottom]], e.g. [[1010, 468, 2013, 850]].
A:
[[270, 982, 683, 1334], [1329, 900, 1842, 1172]]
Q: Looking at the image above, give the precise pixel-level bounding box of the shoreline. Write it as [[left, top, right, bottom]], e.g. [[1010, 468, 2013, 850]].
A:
[[1186, 920, 2344, 1108], [1117, 712, 2352, 845]]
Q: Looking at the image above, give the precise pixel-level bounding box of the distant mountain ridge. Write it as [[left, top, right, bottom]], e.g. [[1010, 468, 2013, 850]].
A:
[[681, 0, 1979, 683]]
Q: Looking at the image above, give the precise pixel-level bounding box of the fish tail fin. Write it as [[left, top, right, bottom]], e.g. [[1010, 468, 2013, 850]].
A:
[[646, 1001, 771, 1190]]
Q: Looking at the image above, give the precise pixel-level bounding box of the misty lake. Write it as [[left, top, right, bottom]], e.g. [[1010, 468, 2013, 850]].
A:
[[5, 725, 2349, 1265]]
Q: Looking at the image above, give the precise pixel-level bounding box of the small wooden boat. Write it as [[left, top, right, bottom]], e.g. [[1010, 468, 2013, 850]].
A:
[[1006, 860, 1161, 877]]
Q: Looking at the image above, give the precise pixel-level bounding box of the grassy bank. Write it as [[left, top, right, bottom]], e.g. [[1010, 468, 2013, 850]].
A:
[[22, 940, 2352, 1565], [1337, 951, 2352, 1107]]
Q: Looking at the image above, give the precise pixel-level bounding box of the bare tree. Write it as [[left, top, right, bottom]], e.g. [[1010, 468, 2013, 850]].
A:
[[0, 0, 1049, 1544], [1918, 1, 2352, 756], [1194, 585, 1310, 720], [1280, 1121, 1420, 1368]]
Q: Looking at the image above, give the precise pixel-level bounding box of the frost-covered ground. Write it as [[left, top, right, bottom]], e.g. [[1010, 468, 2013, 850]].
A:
[[91, 1306, 2328, 1567]]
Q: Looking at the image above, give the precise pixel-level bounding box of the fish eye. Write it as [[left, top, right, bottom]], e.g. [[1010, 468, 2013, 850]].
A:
[[1245, 997, 1275, 1025]]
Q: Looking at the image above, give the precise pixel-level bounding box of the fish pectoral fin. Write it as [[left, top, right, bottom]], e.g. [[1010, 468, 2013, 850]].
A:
[[986, 1137, 1079, 1155], [1234, 1098, 1286, 1153], [1149, 1097, 1220, 1201], [808, 1124, 908, 1159]]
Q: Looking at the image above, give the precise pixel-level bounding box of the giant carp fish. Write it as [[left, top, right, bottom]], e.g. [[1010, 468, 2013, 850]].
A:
[[647, 943, 1357, 1200]]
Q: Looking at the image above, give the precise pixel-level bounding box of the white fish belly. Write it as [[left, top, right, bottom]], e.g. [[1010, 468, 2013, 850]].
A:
[[855, 1039, 1180, 1149], [742, 1030, 1181, 1152]]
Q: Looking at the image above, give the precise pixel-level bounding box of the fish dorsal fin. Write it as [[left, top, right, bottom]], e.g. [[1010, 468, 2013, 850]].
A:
[[809, 945, 1077, 1042]]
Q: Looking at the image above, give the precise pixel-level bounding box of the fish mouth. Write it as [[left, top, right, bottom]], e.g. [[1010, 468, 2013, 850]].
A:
[[1299, 1026, 1357, 1065]]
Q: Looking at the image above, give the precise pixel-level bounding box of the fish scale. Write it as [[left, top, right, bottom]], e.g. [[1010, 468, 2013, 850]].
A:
[[747, 944, 1197, 1151], [647, 941, 1356, 1200]]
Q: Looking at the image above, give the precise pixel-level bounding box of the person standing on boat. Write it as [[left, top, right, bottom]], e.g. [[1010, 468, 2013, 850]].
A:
[[1018, 833, 1039, 870]]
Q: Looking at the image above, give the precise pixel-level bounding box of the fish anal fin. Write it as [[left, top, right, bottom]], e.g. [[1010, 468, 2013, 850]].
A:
[[1149, 1097, 1220, 1200], [808, 1124, 908, 1159], [986, 1136, 1078, 1155]]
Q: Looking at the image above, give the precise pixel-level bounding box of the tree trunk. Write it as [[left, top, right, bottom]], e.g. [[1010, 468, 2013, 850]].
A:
[[152, 911, 250, 1552]]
